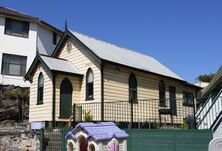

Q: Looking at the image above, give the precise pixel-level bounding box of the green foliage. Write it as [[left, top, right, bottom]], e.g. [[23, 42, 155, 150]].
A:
[[141, 121, 150, 128], [153, 121, 160, 129], [83, 110, 93, 122], [3, 87, 29, 100], [197, 73, 215, 82], [181, 119, 189, 129]]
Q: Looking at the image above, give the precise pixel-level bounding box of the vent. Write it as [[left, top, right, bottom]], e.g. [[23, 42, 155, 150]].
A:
[[67, 42, 72, 52]]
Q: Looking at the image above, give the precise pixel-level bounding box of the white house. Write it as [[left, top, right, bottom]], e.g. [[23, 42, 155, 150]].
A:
[[0, 7, 62, 90]]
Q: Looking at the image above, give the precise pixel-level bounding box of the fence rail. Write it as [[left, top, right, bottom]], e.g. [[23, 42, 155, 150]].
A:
[[73, 98, 196, 129]]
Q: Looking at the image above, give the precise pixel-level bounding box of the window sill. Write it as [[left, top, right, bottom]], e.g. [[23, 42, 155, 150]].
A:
[[85, 97, 94, 101], [36, 102, 43, 105], [159, 104, 167, 107], [4, 33, 29, 38], [183, 103, 193, 107], [2, 73, 24, 77], [58, 116, 69, 119]]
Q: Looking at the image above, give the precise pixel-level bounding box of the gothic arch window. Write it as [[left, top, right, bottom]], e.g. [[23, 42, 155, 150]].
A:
[[86, 68, 94, 100], [37, 73, 44, 105], [129, 73, 137, 103]]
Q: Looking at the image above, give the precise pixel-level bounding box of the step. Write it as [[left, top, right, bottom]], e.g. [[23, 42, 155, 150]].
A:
[[45, 146, 62, 151], [45, 134, 62, 141], [48, 140, 62, 147]]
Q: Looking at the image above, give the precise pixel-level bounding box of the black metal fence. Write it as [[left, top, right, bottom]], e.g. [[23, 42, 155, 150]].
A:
[[73, 99, 196, 129]]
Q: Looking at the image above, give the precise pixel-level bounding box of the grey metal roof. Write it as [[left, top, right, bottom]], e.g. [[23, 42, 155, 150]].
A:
[[69, 30, 183, 80], [202, 66, 222, 97], [40, 55, 82, 75]]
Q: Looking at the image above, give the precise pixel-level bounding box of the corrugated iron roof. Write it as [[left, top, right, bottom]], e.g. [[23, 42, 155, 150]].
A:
[[40, 55, 82, 75], [69, 30, 183, 80]]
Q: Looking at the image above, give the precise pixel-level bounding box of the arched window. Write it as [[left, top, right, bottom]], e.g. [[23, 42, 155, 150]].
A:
[[129, 73, 137, 103], [86, 68, 94, 100], [37, 73, 44, 105], [159, 80, 166, 106]]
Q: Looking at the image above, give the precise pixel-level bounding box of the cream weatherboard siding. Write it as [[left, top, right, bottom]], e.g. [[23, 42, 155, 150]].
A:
[[29, 64, 53, 122], [57, 38, 101, 103], [55, 75, 81, 121], [103, 63, 196, 123]]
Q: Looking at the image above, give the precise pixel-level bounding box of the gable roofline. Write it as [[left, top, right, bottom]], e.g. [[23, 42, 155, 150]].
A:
[[0, 6, 63, 35], [24, 53, 83, 81], [24, 53, 49, 81], [52, 29, 101, 63], [52, 29, 200, 89]]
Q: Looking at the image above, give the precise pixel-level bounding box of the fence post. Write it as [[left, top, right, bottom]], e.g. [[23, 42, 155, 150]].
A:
[[130, 101, 133, 128], [193, 98, 197, 129], [73, 103, 76, 127], [40, 128, 44, 151]]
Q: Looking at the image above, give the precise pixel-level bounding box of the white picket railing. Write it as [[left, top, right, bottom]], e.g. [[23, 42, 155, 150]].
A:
[[196, 91, 222, 129]]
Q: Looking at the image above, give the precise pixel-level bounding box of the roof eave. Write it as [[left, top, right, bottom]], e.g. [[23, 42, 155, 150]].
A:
[[0, 9, 63, 34], [101, 59, 201, 89], [51, 70, 84, 77]]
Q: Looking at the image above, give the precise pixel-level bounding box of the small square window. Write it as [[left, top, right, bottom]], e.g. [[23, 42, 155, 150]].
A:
[[183, 92, 194, 107], [1, 53, 27, 76], [4, 18, 29, 38]]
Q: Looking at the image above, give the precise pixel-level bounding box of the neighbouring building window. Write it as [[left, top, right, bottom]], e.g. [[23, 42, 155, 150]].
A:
[[159, 80, 166, 106], [1, 53, 27, 76], [5, 18, 29, 38], [86, 68, 94, 100], [53, 32, 57, 45], [129, 73, 137, 103], [183, 92, 194, 107], [37, 73, 44, 105]]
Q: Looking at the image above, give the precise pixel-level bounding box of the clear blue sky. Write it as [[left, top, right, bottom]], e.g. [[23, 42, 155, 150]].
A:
[[1, 0, 221, 83]]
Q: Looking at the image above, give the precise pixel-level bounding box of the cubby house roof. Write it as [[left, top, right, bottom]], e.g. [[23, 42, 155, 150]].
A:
[[63, 29, 182, 80], [65, 122, 129, 141]]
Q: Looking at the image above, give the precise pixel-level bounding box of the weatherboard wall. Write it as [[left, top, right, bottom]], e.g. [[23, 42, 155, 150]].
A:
[[56, 37, 101, 103], [29, 64, 53, 122], [103, 63, 196, 123]]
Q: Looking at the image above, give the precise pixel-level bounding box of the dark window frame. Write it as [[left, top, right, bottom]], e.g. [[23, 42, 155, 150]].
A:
[[159, 80, 166, 107], [86, 68, 94, 100], [1, 53, 27, 77], [4, 18, 29, 38], [169, 86, 177, 115], [53, 32, 57, 45], [183, 91, 194, 107], [129, 73, 137, 103], [37, 73, 44, 105]]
